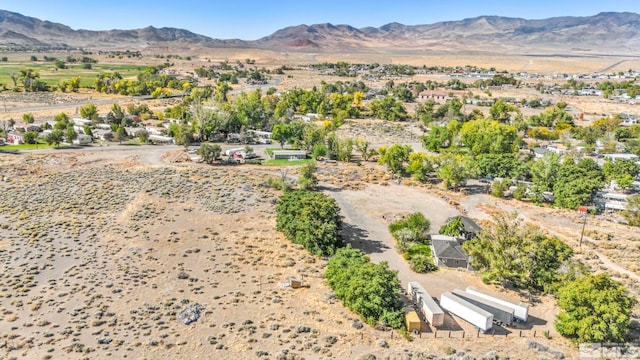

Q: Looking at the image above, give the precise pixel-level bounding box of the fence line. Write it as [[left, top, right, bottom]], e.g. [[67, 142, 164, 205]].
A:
[[428, 329, 551, 339]]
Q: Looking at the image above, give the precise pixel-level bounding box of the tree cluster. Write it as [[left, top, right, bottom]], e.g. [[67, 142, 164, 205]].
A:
[[388, 213, 436, 273], [555, 273, 636, 343], [275, 190, 342, 257], [324, 246, 405, 328], [462, 212, 573, 292]]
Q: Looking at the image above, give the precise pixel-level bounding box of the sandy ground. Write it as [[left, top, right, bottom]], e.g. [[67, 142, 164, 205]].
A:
[[1, 48, 639, 358], [0, 145, 586, 360]]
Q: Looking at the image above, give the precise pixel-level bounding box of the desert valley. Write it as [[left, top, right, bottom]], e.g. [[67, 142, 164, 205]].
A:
[[1, 8, 640, 360]]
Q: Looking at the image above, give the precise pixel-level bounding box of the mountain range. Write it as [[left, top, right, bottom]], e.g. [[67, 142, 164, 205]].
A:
[[1, 9, 640, 55]]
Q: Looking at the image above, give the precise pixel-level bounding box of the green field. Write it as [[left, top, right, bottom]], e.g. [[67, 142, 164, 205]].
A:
[[0, 142, 58, 151], [262, 158, 311, 166], [0, 60, 153, 88]]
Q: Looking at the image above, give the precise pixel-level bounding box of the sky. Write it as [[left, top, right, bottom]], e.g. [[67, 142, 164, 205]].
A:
[[1, 0, 640, 40]]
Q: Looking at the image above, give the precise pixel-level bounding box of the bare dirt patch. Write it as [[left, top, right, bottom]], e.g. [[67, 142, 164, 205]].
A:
[[0, 148, 579, 359]]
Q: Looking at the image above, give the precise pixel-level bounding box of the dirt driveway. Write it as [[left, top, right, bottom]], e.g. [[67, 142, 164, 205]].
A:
[[323, 184, 556, 333]]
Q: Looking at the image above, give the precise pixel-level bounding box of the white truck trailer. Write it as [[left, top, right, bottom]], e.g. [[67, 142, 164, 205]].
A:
[[466, 286, 529, 322], [407, 282, 444, 326], [452, 289, 514, 326], [440, 291, 493, 332]]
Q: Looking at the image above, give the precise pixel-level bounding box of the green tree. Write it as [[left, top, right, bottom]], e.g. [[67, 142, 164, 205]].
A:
[[555, 273, 636, 343], [22, 131, 39, 144], [276, 190, 342, 256], [462, 211, 572, 291], [377, 144, 412, 174], [491, 179, 507, 198], [439, 216, 465, 237], [406, 152, 433, 182], [529, 105, 574, 128], [18, 68, 39, 91], [46, 129, 64, 148], [271, 123, 291, 149], [80, 103, 98, 120], [53, 112, 70, 130], [114, 126, 127, 144], [188, 101, 227, 142], [137, 129, 149, 143], [435, 154, 473, 191], [22, 113, 35, 124], [65, 126, 77, 144], [108, 103, 125, 124], [301, 124, 325, 152], [174, 123, 194, 149], [474, 153, 525, 179], [553, 158, 604, 209], [603, 158, 640, 191], [489, 99, 518, 123], [369, 95, 407, 121], [434, 97, 464, 122], [622, 194, 640, 226], [355, 138, 373, 161], [388, 212, 431, 244], [69, 76, 81, 92], [9, 72, 18, 88], [415, 99, 436, 126], [297, 161, 318, 190], [325, 246, 404, 328], [459, 119, 519, 155], [530, 152, 562, 194], [421, 125, 453, 152], [198, 143, 219, 164]]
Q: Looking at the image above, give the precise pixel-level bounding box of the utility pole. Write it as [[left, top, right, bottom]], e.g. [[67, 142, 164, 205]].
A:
[[578, 207, 588, 247], [579, 216, 587, 247]]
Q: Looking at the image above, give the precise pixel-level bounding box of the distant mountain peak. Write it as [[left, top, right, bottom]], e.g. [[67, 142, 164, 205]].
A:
[[1, 9, 639, 55]]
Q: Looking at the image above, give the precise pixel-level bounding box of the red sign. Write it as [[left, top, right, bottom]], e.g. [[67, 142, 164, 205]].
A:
[[578, 206, 588, 214]]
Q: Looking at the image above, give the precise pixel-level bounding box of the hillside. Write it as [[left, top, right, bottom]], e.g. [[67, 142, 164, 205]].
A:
[[1, 9, 640, 55]]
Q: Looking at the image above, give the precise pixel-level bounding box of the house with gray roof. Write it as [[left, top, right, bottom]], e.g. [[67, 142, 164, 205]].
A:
[[430, 235, 469, 269]]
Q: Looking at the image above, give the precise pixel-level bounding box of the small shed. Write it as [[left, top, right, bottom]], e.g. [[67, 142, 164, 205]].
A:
[[289, 277, 304, 289], [73, 134, 92, 145], [405, 311, 421, 334], [272, 150, 307, 160]]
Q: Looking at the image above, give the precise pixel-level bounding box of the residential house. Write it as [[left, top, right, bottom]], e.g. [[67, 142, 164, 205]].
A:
[[73, 134, 92, 145], [547, 144, 567, 155], [445, 216, 482, 240], [430, 235, 469, 269], [620, 114, 638, 126], [92, 129, 114, 141], [530, 147, 549, 159], [602, 153, 639, 162], [418, 90, 466, 103], [72, 117, 92, 127], [148, 134, 174, 145], [594, 191, 629, 212], [125, 127, 147, 137], [6, 132, 24, 144]]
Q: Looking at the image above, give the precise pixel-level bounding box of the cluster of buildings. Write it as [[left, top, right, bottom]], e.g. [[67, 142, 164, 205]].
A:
[[2, 116, 176, 146]]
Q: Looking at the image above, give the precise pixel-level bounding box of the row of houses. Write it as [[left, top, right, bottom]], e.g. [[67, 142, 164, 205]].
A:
[[2, 118, 176, 145]]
